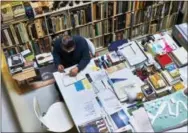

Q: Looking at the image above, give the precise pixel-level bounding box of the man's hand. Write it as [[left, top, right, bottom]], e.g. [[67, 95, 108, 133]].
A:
[[58, 65, 64, 72], [69, 67, 79, 76]]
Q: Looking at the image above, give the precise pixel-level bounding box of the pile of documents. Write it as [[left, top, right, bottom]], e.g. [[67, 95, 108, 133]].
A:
[[118, 41, 147, 66]]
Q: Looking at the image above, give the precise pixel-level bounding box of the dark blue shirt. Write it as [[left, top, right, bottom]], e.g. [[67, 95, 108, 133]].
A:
[[52, 36, 91, 71]]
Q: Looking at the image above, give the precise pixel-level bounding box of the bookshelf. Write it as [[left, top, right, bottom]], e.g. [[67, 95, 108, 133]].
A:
[[1, 1, 185, 57]]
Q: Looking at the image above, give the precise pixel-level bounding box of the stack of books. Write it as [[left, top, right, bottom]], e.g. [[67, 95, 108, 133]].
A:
[[165, 63, 180, 79], [161, 70, 181, 86]]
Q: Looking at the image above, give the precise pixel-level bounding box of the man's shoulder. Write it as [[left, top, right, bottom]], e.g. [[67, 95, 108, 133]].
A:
[[73, 35, 85, 41], [53, 38, 62, 48]]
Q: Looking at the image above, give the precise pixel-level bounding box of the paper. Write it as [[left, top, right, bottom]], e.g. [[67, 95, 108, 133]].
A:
[[78, 117, 110, 132], [62, 60, 97, 86], [179, 66, 188, 85], [74, 80, 85, 91], [98, 90, 122, 114], [118, 41, 147, 66], [62, 73, 77, 86], [109, 68, 144, 101], [144, 90, 188, 132], [172, 47, 188, 65], [132, 107, 154, 132], [69, 91, 102, 125], [82, 79, 92, 90], [110, 109, 130, 130], [153, 33, 162, 40]]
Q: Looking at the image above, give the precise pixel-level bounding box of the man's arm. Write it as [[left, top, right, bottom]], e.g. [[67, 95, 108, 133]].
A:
[[77, 43, 91, 71]]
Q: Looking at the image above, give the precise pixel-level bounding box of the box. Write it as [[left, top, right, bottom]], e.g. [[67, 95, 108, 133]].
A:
[[172, 23, 188, 51]]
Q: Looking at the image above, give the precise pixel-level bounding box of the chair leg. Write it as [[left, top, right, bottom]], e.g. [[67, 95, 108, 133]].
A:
[[54, 82, 64, 102]]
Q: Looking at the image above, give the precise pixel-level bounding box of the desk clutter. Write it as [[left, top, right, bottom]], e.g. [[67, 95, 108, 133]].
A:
[[5, 48, 56, 93], [56, 32, 188, 133]]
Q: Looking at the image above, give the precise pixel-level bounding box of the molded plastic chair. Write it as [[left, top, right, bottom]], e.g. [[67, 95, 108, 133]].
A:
[[33, 97, 74, 132], [85, 38, 96, 57]]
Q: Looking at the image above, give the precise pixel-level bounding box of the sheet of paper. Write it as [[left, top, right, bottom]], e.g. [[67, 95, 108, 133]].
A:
[[68, 91, 102, 125], [98, 89, 122, 114], [132, 107, 154, 132], [62, 60, 97, 86], [153, 33, 162, 40], [62, 73, 77, 86], [119, 41, 147, 66], [179, 66, 188, 85], [82, 79, 92, 90], [74, 80, 85, 91]]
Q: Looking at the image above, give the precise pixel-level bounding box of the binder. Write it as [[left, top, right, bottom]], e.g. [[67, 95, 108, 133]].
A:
[[3, 29, 13, 46]]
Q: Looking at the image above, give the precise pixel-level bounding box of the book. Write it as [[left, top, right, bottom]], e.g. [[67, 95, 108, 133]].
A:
[[125, 13, 131, 28], [34, 19, 45, 38], [11, 1, 25, 17], [1, 4, 13, 21], [155, 54, 173, 69], [10, 25, 19, 45], [3, 29, 13, 46], [92, 3, 97, 21], [170, 47, 188, 67], [172, 81, 185, 92], [161, 70, 180, 85]]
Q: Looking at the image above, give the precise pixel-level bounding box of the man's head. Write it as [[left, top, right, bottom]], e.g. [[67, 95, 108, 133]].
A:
[[61, 35, 75, 53]]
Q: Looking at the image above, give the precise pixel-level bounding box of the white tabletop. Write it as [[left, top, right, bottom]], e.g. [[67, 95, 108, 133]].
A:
[[53, 34, 188, 132]]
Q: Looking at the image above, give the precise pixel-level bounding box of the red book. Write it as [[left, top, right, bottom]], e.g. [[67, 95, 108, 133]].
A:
[[156, 54, 173, 69]]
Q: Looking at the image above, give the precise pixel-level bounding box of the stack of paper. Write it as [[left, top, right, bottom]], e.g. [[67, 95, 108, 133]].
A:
[[179, 66, 188, 85], [129, 107, 154, 132], [161, 70, 181, 86], [118, 41, 147, 66]]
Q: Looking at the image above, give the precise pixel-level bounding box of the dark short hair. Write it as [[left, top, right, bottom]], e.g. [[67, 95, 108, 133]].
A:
[[61, 36, 75, 50]]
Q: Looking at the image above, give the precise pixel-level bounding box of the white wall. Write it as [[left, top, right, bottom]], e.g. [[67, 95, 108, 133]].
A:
[[1, 82, 21, 132]]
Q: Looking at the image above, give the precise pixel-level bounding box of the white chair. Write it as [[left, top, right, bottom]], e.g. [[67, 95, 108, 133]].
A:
[[33, 97, 74, 132], [85, 38, 96, 57]]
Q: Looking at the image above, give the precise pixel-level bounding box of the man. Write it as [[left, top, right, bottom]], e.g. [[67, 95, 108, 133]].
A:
[[52, 34, 91, 76]]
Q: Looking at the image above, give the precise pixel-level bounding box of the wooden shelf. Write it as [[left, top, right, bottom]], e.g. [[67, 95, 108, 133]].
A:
[[35, 2, 92, 18], [115, 27, 130, 33], [114, 11, 131, 17], [92, 35, 103, 39], [75, 22, 92, 28], [133, 23, 144, 27], [96, 47, 107, 52], [1, 1, 181, 55]]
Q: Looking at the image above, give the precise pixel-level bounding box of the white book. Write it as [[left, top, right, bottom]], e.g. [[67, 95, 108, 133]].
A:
[[172, 47, 188, 66], [3, 29, 13, 46]]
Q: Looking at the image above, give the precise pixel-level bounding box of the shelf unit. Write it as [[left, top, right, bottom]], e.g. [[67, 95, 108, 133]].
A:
[[1, 1, 184, 57]]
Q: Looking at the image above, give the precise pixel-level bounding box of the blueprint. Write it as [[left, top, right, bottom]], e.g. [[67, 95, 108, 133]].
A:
[[144, 90, 188, 132]]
